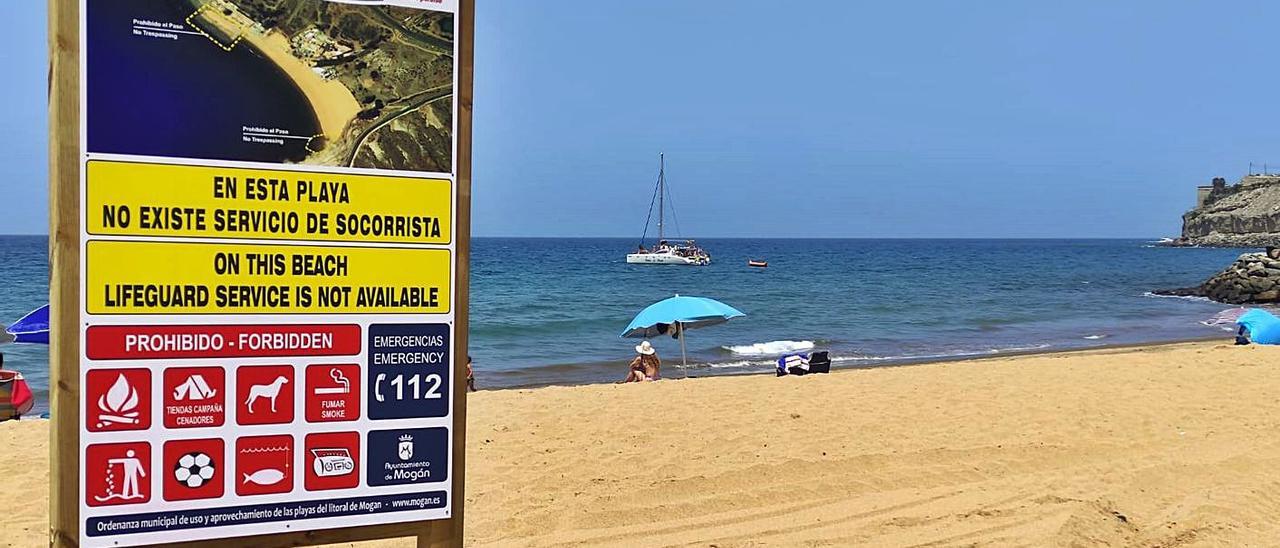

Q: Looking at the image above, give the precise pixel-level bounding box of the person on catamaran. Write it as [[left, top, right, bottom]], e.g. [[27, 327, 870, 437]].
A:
[[621, 341, 661, 383]]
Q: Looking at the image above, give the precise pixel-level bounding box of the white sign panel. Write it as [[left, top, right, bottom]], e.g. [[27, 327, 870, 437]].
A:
[[78, 0, 458, 545]]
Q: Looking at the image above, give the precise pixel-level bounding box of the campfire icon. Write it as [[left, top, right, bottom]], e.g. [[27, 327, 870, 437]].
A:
[[96, 374, 141, 429]]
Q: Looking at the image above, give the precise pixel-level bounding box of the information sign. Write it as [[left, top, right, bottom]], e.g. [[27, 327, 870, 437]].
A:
[[61, 1, 469, 545]]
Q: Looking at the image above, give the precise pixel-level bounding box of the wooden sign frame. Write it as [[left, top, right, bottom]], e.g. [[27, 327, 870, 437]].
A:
[[48, 1, 473, 545]]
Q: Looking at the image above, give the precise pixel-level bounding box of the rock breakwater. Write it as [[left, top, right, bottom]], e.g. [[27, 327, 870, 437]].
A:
[[1155, 251, 1280, 304]]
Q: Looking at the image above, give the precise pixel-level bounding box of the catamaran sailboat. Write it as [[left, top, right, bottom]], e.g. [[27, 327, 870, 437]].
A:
[[626, 154, 711, 265]]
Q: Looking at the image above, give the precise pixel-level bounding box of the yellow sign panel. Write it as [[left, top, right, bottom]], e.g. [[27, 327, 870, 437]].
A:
[[86, 160, 452, 244], [87, 241, 450, 315]]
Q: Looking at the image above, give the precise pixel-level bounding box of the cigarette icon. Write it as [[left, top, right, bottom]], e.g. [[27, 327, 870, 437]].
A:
[[313, 368, 350, 395]]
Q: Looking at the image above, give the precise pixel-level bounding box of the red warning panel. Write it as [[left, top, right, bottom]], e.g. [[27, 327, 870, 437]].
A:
[[85, 442, 151, 507], [163, 438, 225, 502], [86, 324, 362, 360], [86, 369, 151, 432], [236, 365, 295, 426], [304, 431, 360, 491], [163, 366, 225, 429], [305, 364, 360, 423], [235, 435, 294, 497]]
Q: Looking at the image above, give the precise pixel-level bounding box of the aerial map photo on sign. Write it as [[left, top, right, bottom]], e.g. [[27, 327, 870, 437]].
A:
[[87, 0, 455, 172]]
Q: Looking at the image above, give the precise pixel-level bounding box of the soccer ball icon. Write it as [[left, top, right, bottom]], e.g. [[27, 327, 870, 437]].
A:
[[174, 452, 216, 488]]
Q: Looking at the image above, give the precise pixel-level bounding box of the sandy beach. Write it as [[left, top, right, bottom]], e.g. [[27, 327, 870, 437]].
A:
[[190, 2, 361, 142], [7, 340, 1280, 546]]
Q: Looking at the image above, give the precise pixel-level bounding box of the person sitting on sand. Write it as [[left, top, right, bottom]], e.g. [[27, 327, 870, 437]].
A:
[[1237, 324, 1251, 345], [622, 341, 661, 382]]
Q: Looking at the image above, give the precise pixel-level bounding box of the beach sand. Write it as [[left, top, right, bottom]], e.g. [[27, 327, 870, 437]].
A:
[[8, 340, 1280, 546], [190, 3, 361, 142]]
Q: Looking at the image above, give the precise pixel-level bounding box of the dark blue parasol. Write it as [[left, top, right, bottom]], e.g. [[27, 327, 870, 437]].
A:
[[6, 304, 49, 345]]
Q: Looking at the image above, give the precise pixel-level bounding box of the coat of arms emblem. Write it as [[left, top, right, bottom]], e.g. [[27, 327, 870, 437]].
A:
[[398, 434, 414, 461]]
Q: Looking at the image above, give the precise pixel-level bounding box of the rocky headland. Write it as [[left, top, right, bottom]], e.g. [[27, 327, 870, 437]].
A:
[[1169, 175, 1280, 247], [1155, 251, 1280, 304]]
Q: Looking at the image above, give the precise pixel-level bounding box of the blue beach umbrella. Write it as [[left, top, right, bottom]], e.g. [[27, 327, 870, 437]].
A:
[[5, 304, 50, 345], [622, 295, 746, 375]]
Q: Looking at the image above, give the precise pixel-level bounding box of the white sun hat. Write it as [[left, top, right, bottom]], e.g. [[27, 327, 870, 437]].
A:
[[635, 340, 656, 355]]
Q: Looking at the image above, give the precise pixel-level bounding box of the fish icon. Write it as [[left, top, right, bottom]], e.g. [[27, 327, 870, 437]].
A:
[[243, 468, 285, 486]]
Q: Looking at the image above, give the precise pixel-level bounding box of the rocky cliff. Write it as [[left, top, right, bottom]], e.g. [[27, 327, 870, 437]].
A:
[[1173, 175, 1280, 247], [1154, 252, 1280, 304]]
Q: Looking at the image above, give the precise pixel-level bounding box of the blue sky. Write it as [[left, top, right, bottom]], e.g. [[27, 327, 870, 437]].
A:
[[4, 1, 1279, 237]]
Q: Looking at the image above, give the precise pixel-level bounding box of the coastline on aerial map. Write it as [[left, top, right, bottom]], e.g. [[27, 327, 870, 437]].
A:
[[86, 0, 454, 173]]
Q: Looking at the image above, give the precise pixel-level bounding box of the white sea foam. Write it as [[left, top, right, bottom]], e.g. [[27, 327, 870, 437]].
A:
[[834, 344, 1053, 364], [1141, 291, 1211, 302], [1083, 334, 1108, 340], [835, 353, 959, 363], [701, 360, 766, 369], [722, 340, 815, 356]]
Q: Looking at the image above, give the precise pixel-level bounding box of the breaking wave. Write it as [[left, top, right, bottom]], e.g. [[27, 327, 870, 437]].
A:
[[722, 340, 815, 356], [1142, 292, 1211, 302], [701, 360, 769, 369]]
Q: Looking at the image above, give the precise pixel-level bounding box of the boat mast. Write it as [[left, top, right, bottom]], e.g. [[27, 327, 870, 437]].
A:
[[658, 153, 665, 241]]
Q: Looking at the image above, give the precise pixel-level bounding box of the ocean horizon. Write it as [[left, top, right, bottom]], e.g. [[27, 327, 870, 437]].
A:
[[0, 236, 1256, 413]]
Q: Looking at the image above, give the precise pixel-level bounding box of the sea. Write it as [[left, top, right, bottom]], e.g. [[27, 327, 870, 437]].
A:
[[0, 236, 1255, 414], [87, 0, 319, 163]]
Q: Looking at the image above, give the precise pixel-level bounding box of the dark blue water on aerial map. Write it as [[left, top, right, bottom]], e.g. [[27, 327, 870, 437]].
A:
[[0, 236, 1253, 412], [86, 0, 318, 163]]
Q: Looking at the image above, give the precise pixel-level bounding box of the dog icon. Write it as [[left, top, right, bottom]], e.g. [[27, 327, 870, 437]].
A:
[[245, 376, 289, 414]]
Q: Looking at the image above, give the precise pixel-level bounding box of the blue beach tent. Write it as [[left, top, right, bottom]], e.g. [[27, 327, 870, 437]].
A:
[[1237, 308, 1280, 345]]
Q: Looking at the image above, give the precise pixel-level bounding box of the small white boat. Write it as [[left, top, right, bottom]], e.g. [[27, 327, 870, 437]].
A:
[[626, 154, 711, 266]]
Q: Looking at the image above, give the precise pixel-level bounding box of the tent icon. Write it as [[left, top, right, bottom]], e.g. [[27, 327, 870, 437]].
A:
[[173, 374, 217, 401]]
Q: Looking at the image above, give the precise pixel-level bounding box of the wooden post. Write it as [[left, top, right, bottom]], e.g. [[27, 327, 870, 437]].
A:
[[419, 0, 473, 545], [49, 0, 81, 545]]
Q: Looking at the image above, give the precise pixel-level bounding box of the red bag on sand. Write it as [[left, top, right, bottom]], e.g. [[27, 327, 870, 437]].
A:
[[0, 370, 34, 418], [10, 374, 33, 415]]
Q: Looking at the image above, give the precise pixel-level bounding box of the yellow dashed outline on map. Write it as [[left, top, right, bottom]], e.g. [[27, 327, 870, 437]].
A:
[[304, 134, 325, 153], [185, 3, 247, 52], [184, 3, 327, 149]]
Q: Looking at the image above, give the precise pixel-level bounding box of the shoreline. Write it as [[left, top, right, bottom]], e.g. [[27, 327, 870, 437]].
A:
[[190, 2, 360, 142], [8, 335, 1240, 414], [7, 338, 1280, 546], [6, 333, 1239, 417], [480, 334, 1233, 392]]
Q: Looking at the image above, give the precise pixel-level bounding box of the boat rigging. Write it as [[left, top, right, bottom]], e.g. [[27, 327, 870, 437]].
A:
[[625, 154, 711, 266]]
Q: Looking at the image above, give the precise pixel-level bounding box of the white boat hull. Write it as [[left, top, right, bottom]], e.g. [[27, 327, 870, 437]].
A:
[[626, 252, 707, 265]]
